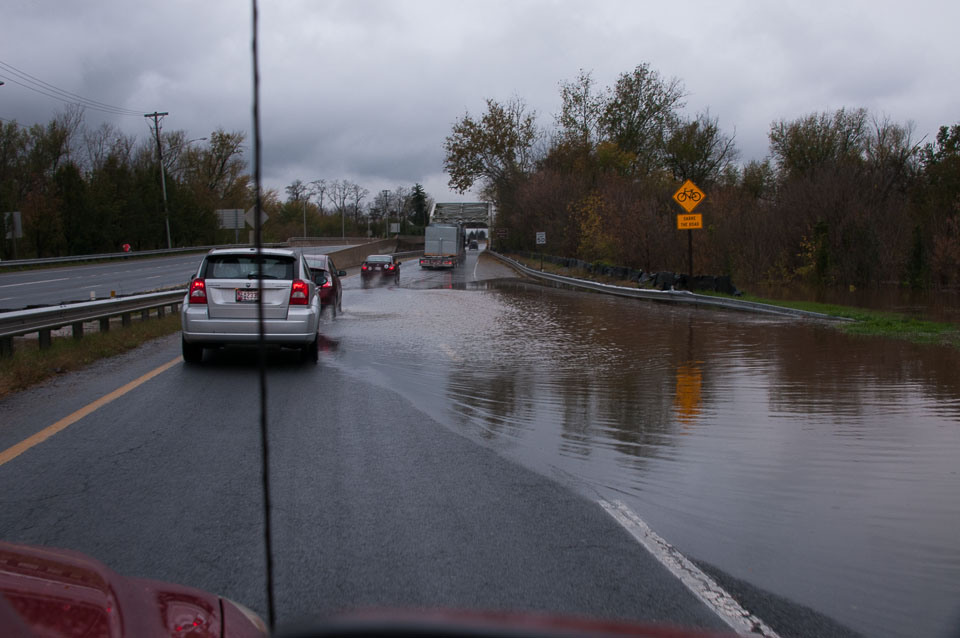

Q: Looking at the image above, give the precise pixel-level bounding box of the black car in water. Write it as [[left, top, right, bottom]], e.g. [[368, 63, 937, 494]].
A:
[[361, 254, 400, 286]]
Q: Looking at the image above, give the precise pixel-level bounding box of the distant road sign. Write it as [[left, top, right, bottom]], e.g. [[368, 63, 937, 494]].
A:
[[536, 231, 546, 245], [673, 180, 705, 213], [215, 209, 245, 230], [677, 214, 703, 230], [496, 228, 508, 238], [3, 211, 23, 239], [244, 207, 268, 228]]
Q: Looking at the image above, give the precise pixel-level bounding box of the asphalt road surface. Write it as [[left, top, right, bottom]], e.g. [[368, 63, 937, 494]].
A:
[[0, 247, 871, 637]]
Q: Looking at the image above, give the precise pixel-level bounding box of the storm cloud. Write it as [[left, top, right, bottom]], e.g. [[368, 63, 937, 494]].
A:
[[3, 0, 957, 201]]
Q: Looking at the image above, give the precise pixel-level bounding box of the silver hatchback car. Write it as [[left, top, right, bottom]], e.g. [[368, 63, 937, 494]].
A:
[[181, 248, 322, 363]]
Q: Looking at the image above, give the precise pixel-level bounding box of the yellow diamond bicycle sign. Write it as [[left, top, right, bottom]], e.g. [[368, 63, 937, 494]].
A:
[[672, 180, 705, 213]]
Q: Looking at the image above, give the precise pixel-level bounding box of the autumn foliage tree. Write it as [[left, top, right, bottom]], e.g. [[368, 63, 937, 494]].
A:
[[444, 63, 957, 289]]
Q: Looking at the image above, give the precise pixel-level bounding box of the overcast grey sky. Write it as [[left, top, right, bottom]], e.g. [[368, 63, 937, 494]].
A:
[[3, 0, 958, 203]]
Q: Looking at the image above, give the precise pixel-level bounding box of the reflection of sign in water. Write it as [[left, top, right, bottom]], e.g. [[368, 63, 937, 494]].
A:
[[673, 363, 703, 426]]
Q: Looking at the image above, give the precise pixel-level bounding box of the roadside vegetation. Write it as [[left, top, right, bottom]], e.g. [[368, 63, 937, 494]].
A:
[[445, 65, 960, 293], [0, 314, 181, 399], [0, 106, 432, 260]]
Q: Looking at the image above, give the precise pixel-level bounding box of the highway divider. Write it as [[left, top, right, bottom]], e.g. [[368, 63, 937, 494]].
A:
[[320, 237, 399, 269]]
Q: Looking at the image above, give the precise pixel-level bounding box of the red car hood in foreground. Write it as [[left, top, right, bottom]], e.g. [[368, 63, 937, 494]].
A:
[[285, 609, 742, 638], [0, 540, 740, 638], [0, 540, 267, 638]]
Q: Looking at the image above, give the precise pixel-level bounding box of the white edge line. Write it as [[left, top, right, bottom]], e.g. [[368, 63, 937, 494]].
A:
[[599, 498, 781, 638]]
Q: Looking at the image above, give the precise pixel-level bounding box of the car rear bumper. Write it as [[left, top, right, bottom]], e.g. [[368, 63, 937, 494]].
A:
[[181, 306, 318, 345]]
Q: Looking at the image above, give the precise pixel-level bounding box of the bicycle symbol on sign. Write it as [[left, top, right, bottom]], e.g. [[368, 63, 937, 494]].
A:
[[676, 188, 702, 203]]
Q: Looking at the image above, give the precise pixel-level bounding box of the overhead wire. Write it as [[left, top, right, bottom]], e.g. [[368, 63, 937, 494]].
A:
[[0, 60, 145, 117]]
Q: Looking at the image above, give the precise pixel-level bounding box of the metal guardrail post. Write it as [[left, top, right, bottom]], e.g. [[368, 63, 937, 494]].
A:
[[72, 322, 84, 340]]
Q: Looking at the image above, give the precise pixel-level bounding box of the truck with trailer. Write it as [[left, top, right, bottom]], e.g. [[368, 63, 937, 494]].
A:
[[419, 223, 466, 269]]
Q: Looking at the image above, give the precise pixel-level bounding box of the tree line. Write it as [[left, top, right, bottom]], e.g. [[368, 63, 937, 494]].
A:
[[444, 65, 960, 289], [0, 106, 432, 259], [272, 179, 430, 240]]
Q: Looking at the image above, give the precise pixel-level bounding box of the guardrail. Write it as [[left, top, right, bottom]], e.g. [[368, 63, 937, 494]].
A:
[[489, 252, 852, 322], [0, 290, 185, 357]]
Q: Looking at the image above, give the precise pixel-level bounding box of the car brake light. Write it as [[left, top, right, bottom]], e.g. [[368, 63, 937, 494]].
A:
[[361, 264, 368, 271], [321, 279, 332, 288], [189, 278, 207, 304], [289, 279, 309, 305]]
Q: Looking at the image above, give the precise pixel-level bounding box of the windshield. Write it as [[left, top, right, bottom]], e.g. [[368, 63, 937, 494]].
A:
[[0, 4, 958, 638], [202, 255, 295, 280]]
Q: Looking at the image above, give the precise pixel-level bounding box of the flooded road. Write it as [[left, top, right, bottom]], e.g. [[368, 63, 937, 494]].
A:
[[323, 250, 960, 638]]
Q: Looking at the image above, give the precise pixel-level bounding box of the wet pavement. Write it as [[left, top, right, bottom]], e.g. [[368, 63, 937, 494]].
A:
[[321, 249, 960, 638]]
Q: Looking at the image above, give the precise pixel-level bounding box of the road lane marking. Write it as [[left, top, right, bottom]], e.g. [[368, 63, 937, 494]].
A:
[[599, 499, 781, 638], [0, 356, 182, 467], [0, 277, 70, 289]]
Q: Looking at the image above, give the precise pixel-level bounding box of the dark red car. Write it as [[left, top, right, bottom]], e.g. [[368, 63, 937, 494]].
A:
[[360, 254, 400, 287], [303, 253, 345, 317]]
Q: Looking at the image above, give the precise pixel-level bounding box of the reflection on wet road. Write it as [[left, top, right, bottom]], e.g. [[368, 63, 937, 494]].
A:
[[325, 249, 960, 638]]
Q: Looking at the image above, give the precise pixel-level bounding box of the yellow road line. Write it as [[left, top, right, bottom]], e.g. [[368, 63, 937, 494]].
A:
[[0, 356, 182, 467]]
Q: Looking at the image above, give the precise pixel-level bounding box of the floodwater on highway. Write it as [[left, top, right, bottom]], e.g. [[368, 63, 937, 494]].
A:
[[323, 262, 960, 638]]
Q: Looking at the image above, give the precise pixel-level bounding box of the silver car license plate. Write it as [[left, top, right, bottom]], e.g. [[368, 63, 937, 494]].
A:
[[236, 289, 259, 302]]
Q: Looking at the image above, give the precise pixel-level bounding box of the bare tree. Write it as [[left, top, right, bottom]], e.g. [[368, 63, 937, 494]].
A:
[[310, 179, 327, 215], [328, 179, 350, 217], [350, 183, 369, 224]]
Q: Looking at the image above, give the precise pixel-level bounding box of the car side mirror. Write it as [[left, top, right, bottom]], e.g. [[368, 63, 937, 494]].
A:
[[338, 270, 346, 277]]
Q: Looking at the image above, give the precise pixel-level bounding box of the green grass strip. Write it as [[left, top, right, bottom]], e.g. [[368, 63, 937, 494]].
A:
[[0, 314, 182, 399]]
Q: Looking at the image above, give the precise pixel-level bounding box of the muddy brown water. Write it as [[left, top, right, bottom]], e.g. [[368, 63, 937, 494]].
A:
[[326, 274, 960, 638]]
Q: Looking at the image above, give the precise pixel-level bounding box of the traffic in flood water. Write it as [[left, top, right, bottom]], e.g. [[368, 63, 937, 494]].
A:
[[323, 250, 960, 638]]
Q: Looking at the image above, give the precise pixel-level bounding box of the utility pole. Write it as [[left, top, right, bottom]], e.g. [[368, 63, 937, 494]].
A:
[[381, 190, 389, 238], [144, 111, 171, 249]]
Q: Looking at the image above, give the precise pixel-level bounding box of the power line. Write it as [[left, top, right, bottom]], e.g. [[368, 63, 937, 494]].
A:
[[0, 60, 145, 116]]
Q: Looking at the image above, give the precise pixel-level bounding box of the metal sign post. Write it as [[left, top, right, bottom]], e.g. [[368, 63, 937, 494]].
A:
[[672, 180, 705, 280], [536, 231, 546, 271]]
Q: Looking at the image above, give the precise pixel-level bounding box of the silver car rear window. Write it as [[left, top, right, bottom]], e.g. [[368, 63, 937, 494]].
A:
[[203, 255, 295, 280]]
